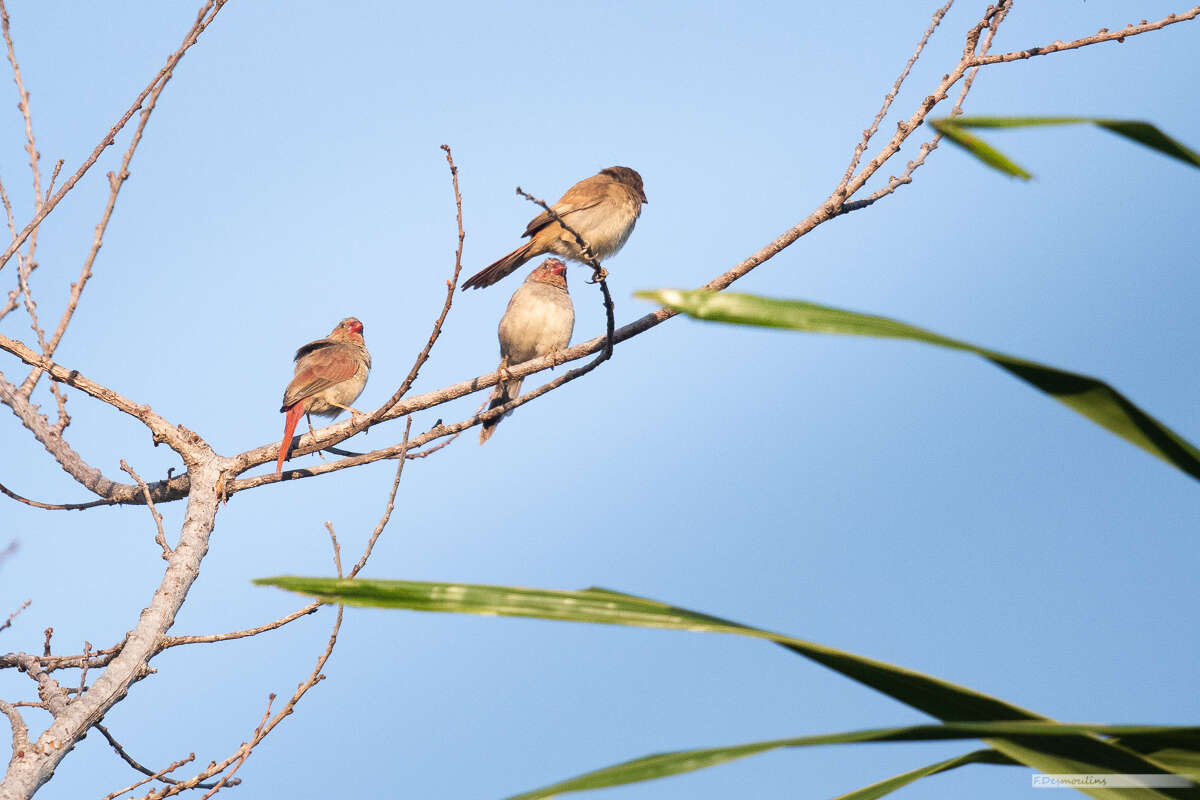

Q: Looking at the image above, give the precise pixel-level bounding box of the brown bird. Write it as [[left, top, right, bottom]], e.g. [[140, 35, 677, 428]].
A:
[[480, 259, 575, 443], [462, 166, 646, 290], [276, 317, 371, 474]]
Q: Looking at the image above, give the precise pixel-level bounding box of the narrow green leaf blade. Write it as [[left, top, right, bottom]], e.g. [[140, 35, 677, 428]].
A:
[[1093, 120, 1200, 170], [943, 116, 1200, 170], [931, 116, 1200, 176], [505, 732, 1010, 800], [636, 290, 1200, 483], [831, 749, 1012, 800], [253, 576, 1043, 722], [929, 118, 1032, 178], [500, 723, 1190, 800], [255, 577, 1194, 798]]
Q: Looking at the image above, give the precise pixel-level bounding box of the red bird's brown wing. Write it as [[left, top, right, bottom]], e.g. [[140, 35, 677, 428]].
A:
[[281, 341, 360, 410]]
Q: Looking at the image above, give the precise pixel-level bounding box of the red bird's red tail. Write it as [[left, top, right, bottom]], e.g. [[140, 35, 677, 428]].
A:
[[276, 401, 308, 474]]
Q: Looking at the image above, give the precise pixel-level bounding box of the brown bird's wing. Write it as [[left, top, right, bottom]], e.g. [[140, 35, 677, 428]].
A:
[[521, 175, 611, 238], [280, 341, 360, 410], [522, 197, 605, 238]]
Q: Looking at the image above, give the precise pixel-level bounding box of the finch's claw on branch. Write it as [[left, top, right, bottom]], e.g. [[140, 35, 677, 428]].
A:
[[587, 266, 609, 284]]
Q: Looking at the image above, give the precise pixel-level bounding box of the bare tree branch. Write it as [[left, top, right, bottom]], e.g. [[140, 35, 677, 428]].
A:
[[0, 700, 27, 767], [12, 656, 67, 718], [0, 603, 28, 637], [101, 752, 196, 800], [160, 603, 320, 650], [838, 0, 954, 195], [348, 417, 411, 578], [354, 145, 467, 438], [119, 461, 171, 559], [0, 0, 228, 274], [0, 369, 181, 505], [970, 8, 1200, 67], [95, 724, 220, 792], [1, 5, 1194, 797], [19, 25, 188, 399]]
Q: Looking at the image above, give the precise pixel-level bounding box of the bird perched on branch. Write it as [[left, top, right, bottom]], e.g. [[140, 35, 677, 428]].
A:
[[480, 259, 574, 444], [462, 166, 646, 290], [276, 317, 371, 474]]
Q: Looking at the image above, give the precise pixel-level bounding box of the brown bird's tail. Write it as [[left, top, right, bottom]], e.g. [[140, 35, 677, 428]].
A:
[[462, 241, 535, 290], [276, 401, 308, 473], [479, 377, 524, 444]]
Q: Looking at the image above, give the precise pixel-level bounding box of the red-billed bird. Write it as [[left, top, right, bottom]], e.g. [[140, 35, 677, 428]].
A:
[[276, 317, 371, 474], [462, 166, 646, 290], [480, 259, 575, 443]]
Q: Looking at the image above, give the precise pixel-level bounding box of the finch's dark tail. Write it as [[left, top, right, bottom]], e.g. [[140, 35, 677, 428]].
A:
[[479, 377, 523, 444], [462, 241, 535, 290]]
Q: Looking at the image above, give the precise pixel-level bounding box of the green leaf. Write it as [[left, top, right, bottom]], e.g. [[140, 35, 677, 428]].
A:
[[505, 733, 1006, 800], [253, 576, 1040, 720], [255, 577, 1195, 798], [831, 749, 1013, 800], [501, 725, 1195, 800], [635, 290, 1200, 484], [930, 119, 1032, 178], [929, 116, 1200, 178]]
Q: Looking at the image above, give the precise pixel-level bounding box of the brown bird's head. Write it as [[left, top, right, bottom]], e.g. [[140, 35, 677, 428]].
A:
[[328, 317, 365, 342], [601, 166, 646, 203], [528, 258, 568, 290]]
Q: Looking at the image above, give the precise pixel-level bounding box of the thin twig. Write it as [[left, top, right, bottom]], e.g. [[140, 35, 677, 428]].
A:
[[0, 0, 228, 274], [405, 401, 481, 459], [96, 723, 220, 790], [102, 753, 196, 800], [195, 697, 273, 800], [0, 0, 42, 267], [325, 523, 343, 579], [74, 641, 91, 700], [120, 460, 171, 558], [840, 0, 1011, 216], [0, 174, 13, 239], [44, 159, 62, 200], [146, 538, 347, 798], [972, 8, 1200, 67], [0, 482, 116, 510], [0, 640, 123, 673], [348, 417, 410, 578], [21, 13, 197, 400], [160, 603, 320, 648], [0, 538, 15, 568], [838, 1, 954, 194], [0, 599, 29, 635], [355, 145, 466, 435]]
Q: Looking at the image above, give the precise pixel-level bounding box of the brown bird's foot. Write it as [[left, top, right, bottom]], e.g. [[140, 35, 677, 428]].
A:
[[586, 266, 609, 284], [496, 354, 514, 384]]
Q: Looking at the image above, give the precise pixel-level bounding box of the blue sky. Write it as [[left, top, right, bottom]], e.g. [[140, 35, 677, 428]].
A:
[[1, 2, 1197, 799]]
